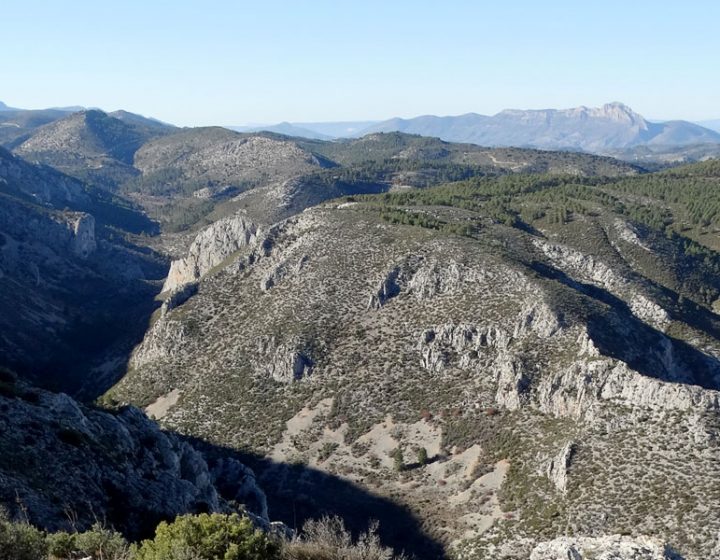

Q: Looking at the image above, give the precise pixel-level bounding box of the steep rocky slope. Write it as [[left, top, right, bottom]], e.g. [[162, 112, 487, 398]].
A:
[[0, 373, 267, 539], [110, 167, 720, 558], [0, 148, 166, 395]]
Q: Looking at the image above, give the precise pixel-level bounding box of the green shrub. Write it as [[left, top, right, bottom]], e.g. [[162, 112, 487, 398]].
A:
[[132, 513, 280, 560], [46, 524, 129, 560], [0, 511, 47, 560], [46, 531, 76, 558], [391, 448, 404, 472], [75, 524, 129, 559], [416, 447, 428, 466]]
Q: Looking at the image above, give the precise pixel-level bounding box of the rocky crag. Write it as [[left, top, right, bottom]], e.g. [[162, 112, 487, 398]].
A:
[[0, 373, 268, 539]]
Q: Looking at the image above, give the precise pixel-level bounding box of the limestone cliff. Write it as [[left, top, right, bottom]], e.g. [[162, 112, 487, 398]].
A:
[[163, 213, 257, 292]]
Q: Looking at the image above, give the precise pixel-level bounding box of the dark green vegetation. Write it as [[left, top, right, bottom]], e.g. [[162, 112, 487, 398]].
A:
[[354, 159, 720, 301], [132, 514, 278, 560], [0, 511, 406, 560]]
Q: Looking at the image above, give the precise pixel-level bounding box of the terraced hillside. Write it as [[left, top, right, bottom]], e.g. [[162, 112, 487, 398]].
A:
[[109, 161, 720, 559]]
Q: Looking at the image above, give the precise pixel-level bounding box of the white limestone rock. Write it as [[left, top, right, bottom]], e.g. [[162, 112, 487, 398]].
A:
[[530, 535, 681, 560], [163, 213, 258, 292]]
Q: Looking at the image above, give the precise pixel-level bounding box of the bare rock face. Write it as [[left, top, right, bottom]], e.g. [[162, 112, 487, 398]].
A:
[[529, 535, 682, 560], [369, 255, 498, 309], [163, 213, 258, 292], [533, 238, 671, 331], [0, 146, 89, 207], [255, 336, 314, 383], [66, 212, 97, 258], [130, 316, 188, 369], [545, 441, 575, 493]]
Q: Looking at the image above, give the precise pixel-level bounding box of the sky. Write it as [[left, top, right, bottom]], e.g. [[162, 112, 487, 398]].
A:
[[1, 0, 718, 127]]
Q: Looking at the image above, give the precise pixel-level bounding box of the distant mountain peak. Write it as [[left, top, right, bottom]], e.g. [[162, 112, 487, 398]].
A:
[[360, 102, 718, 151], [597, 102, 646, 125], [497, 102, 645, 125]]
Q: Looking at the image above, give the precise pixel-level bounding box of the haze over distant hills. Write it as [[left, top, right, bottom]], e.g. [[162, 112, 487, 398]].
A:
[[699, 119, 720, 133], [229, 120, 378, 140]]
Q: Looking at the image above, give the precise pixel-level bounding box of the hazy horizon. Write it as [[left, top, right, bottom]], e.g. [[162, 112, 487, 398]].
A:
[[2, 0, 718, 126]]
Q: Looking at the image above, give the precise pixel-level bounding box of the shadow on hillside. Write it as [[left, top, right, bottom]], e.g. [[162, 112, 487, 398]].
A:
[[9, 243, 166, 401], [184, 436, 446, 560], [531, 261, 720, 391]]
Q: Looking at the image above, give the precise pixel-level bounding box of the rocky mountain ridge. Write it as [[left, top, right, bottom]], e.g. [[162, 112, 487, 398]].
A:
[[236, 103, 720, 156], [111, 173, 720, 558], [3, 102, 720, 558]]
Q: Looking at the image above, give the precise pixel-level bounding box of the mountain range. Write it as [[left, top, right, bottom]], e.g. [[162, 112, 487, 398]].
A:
[[359, 103, 720, 152], [5, 100, 720, 158], [239, 103, 720, 155], [2, 98, 720, 559]]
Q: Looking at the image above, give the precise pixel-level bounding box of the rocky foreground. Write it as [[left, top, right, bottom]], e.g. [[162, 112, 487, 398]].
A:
[[0, 372, 268, 538]]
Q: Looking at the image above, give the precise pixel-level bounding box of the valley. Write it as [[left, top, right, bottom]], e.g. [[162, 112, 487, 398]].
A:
[[1, 103, 719, 559]]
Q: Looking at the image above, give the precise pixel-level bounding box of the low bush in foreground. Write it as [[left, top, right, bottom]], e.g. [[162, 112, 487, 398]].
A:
[[0, 510, 406, 560], [132, 513, 279, 560]]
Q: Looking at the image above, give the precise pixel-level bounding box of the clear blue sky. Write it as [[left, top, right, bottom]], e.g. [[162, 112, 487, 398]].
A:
[[1, 0, 718, 126]]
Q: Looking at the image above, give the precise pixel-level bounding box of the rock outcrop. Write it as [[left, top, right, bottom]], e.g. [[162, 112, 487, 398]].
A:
[[529, 535, 682, 560], [545, 441, 575, 493], [0, 146, 89, 207], [255, 337, 314, 383], [163, 213, 258, 292], [0, 377, 267, 537], [66, 212, 97, 258]]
